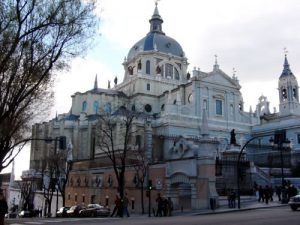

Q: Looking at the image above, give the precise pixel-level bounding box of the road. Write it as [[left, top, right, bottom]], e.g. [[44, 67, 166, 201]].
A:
[[7, 206, 300, 225]]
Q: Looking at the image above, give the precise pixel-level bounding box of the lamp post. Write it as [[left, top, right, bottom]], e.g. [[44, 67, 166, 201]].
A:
[[237, 131, 291, 208], [237, 136, 262, 209], [269, 130, 291, 204]]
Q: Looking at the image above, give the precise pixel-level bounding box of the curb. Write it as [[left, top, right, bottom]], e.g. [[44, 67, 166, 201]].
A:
[[192, 204, 288, 216]]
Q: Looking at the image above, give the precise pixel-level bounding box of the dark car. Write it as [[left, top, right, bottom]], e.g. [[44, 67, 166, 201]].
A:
[[66, 205, 83, 217], [18, 210, 34, 218], [79, 204, 110, 217], [56, 206, 70, 217], [288, 194, 300, 211]]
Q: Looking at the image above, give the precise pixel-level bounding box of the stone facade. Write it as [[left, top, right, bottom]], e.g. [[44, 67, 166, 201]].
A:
[[27, 3, 300, 214]]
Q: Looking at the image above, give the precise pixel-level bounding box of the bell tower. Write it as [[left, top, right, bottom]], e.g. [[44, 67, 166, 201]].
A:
[[278, 53, 300, 116]]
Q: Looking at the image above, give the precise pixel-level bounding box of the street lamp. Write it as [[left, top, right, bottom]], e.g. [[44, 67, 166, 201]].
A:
[[237, 136, 262, 209], [269, 130, 291, 204]]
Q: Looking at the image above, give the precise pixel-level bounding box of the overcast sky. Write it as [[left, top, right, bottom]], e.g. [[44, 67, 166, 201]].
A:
[[8, 0, 300, 178]]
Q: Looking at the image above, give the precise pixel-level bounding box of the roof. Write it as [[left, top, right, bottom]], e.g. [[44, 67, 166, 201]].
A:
[[127, 3, 184, 61]]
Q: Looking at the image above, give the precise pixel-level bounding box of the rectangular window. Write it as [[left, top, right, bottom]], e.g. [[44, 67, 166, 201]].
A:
[[216, 100, 222, 115], [91, 195, 96, 204], [75, 195, 77, 202], [147, 83, 150, 91], [297, 133, 300, 144], [82, 195, 85, 203], [68, 194, 71, 200]]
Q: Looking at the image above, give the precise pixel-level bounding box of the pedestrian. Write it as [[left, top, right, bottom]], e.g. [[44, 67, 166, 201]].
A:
[[275, 186, 281, 201], [227, 189, 231, 208], [264, 185, 270, 204], [0, 192, 8, 225], [230, 190, 236, 208], [162, 197, 168, 216], [269, 185, 274, 201], [122, 193, 130, 217], [110, 194, 121, 217], [167, 197, 173, 216], [258, 186, 264, 202], [155, 193, 163, 217]]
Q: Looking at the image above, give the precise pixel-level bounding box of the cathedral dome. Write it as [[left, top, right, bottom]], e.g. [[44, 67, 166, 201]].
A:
[[127, 3, 184, 61], [127, 32, 184, 61]]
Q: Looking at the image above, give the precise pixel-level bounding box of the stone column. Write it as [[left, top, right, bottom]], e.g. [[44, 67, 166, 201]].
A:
[[144, 118, 153, 162]]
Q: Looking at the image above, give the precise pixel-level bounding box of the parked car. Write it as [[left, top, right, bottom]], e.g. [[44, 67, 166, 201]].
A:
[[18, 210, 34, 218], [66, 205, 83, 217], [56, 206, 70, 217], [79, 204, 110, 217], [288, 194, 300, 211]]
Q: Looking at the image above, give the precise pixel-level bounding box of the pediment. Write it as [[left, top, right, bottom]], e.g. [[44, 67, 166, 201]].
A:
[[202, 70, 241, 89]]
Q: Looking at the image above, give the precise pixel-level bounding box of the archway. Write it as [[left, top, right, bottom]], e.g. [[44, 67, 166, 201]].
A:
[[168, 173, 193, 210]]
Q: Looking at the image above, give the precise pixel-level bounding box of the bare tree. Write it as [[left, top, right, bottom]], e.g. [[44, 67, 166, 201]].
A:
[[41, 150, 63, 217], [55, 151, 71, 207], [18, 180, 34, 210], [130, 146, 148, 214], [95, 107, 140, 215], [0, 0, 98, 171]]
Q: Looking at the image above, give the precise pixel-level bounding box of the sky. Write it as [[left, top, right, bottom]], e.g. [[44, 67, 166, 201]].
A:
[[6, 0, 300, 178]]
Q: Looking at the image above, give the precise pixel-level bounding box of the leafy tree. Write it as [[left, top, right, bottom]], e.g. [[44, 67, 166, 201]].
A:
[[0, 0, 98, 171]]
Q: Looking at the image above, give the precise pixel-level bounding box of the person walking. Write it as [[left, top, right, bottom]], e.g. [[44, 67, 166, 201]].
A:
[[275, 186, 282, 201], [167, 197, 173, 216], [122, 193, 130, 217], [155, 193, 163, 217], [0, 192, 8, 225], [258, 186, 264, 202], [110, 194, 121, 217], [264, 185, 270, 204]]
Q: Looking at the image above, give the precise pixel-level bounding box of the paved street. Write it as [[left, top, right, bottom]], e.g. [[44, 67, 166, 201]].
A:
[[6, 206, 299, 225]]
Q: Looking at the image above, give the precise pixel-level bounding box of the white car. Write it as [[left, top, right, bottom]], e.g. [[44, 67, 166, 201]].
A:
[[288, 194, 300, 211]]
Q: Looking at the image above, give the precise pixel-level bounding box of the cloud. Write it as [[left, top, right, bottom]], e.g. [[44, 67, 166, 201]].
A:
[[53, 56, 115, 117]]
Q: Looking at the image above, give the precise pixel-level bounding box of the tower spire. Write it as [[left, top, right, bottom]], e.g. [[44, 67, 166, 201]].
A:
[[213, 54, 219, 71], [94, 74, 98, 89], [149, 0, 164, 34], [280, 48, 294, 78]]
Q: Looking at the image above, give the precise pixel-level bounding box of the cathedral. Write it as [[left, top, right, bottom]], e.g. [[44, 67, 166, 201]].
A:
[[27, 3, 300, 213]]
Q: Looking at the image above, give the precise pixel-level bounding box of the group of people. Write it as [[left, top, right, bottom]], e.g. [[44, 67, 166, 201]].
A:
[[110, 193, 130, 217], [254, 180, 299, 203], [227, 190, 236, 208], [155, 193, 173, 217], [255, 185, 274, 204]]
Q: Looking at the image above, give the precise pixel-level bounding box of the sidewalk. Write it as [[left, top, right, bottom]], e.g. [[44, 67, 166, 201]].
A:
[[130, 197, 287, 218], [174, 198, 287, 216]]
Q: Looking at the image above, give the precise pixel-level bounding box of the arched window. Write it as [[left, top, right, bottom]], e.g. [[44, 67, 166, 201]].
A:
[[166, 63, 173, 79], [293, 88, 297, 99], [128, 66, 133, 75], [146, 60, 150, 75], [174, 68, 180, 80], [203, 100, 208, 110], [188, 94, 193, 103], [282, 88, 287, 100], [104, 103, 111, 113], [239, 102, 243, 111], [216, 100, 222, 115], [138, 60, 142, 70], [82, 101, 87, 112], [230, 104, 234, 116], [93, 101, 99, 114]]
